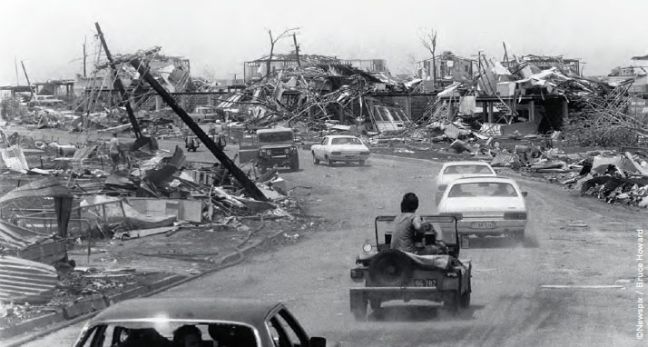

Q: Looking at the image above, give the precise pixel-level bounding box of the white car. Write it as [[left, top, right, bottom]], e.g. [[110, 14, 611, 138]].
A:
[[311, 135, 370, 166], [435, 161, 496, 204], [437, 176, 528, 241]]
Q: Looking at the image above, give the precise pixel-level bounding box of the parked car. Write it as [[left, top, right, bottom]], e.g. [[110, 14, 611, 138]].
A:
[[256, 128, 299, 172], [311, 135, 370, 166], [189, 106, 220, 123], [437, 176, 528, 241], [73, 297, 327, 347], [434, 161, 496, 204], [349, 214, 471, 319]]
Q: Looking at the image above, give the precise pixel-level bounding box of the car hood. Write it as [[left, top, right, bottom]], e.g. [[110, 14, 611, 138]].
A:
[[439, 197, 526, 214]]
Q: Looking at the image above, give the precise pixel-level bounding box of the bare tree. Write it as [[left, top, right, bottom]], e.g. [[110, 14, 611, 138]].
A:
[[419, 28, 438, 87], [266, 27, 300, 78]]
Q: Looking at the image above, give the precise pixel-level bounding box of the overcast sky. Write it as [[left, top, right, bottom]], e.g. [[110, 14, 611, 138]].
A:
[[1, 0, 647, 85]]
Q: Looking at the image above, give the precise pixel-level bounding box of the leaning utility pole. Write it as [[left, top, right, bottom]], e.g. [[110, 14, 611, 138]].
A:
[[20, 60, 34, 99], [83, 37, 87, 78], [129, 58, 268, 202], [94, 22, 142, 139], [293, 33, 301, 67]]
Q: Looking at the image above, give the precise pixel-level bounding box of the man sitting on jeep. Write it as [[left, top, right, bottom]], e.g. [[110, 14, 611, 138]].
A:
[[391, 193, 448, 255]]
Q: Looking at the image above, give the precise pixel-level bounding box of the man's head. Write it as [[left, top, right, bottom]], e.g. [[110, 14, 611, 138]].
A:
[[173, 325, 202, 347], [400, 192, 418, 213]]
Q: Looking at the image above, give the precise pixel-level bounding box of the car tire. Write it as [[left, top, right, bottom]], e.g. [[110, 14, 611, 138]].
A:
[[444, 292, 460, 313], [359, 160, 365, 166], [350, 292, 367, 320], [459, 283, 471, 309], [512, 231, 525, 243], [290, 156, 300, 171], [312, 153, 319, 165], [370, 299, 381, 311], [325, 155, 334, 167]]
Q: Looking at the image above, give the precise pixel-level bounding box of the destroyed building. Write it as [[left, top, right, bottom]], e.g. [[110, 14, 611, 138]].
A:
[[244, 53, 340, 82], [417, 51, 476, 88]]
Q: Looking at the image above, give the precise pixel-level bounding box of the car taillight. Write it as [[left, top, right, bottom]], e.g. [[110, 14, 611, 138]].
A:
[[504, 212, 527, 220], [350, 268, 364, 279], [332, 152, 341, 155]]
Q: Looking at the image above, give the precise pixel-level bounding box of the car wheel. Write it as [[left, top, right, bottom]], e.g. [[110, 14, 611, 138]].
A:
[[312, 153, 320, 165], [443, 292, 460, 313], [359, 160, 365, 166], [459, 284, 471, 308], [325, 155, 333, 167], [290, 158, 299, 171], [370, 299, 381, 311], [512, 231, 525, 243], [350, 292, 368, 320]]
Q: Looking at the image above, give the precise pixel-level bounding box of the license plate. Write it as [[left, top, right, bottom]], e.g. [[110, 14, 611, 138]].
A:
[[413, 279, 437, 288], [471, 222, 496, 229]]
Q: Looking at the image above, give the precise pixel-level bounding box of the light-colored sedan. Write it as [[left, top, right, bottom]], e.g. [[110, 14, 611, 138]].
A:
[[437, 176, 528, 240], [435, 161, 497, 204], [311, 135, 370, 166]]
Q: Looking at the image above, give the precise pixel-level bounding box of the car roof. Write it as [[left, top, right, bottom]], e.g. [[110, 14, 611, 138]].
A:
[[90, 298, 281, 327], [450, 176, 518, 184], [442, 161, 492, 167], [256, 128, 292, 134]]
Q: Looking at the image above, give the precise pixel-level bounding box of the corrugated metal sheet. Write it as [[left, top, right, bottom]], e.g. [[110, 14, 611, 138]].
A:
[[0, 255, 58, 304], [0, 177, 72, 205], [0, 220, 51, 250]]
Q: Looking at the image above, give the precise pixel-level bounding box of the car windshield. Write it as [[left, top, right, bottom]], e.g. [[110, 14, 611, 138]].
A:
[[258, 131, 293, 143], [444, 164, 494, 175], [84, 321, 257, 347], [331, 137, 362, 145], [447, 182, 518, 197]]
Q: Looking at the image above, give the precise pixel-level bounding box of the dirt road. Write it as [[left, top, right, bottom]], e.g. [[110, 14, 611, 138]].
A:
[[21, 148, 647, 347]]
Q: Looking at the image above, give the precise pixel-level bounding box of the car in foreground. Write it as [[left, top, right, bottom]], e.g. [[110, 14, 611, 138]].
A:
[[349, 214, 472, 319], [437, 176, 528, 241], [311, 135, 370, 166], [435, 161, 496, 204], [73, 297, 326, 347]]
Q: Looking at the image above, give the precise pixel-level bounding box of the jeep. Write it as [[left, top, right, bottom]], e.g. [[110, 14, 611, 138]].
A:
[[349, 214, 472, 319]]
